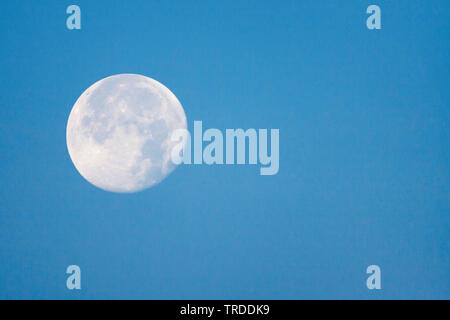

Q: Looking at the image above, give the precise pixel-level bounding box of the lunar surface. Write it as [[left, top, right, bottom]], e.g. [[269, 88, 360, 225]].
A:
[[66, 74, 187, 193]]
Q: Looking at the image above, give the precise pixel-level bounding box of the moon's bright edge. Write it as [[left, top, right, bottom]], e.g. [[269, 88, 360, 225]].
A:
[[66, 74, 187, 193]]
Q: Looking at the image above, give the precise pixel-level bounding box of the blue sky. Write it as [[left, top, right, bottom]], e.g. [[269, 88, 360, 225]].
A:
[[0, 0, 448, 299]]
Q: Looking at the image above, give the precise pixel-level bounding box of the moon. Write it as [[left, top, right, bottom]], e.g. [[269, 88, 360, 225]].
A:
[[66, 74, 187, 193]]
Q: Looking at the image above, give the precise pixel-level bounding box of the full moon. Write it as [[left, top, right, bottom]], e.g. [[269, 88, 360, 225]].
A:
[[66, 74, 187, 193]]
